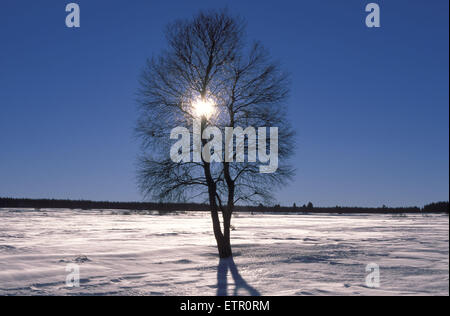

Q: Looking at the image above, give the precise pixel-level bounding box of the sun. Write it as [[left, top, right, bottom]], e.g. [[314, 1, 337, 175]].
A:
[[192, 97, 215, 119]]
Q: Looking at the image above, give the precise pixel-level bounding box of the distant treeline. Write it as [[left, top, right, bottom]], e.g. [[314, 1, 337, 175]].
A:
[[422, 201, 449, 213], [0, 197, 448, 214]]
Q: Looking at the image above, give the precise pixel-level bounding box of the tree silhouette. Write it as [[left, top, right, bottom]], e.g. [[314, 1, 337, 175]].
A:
[[136, 10, 294, 258]]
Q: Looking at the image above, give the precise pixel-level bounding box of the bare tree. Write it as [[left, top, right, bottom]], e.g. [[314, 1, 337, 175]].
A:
[[136, 10, 295, 258]]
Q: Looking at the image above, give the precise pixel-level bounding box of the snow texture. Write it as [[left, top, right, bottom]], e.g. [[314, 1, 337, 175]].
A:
[[0, 209, 448, 296]]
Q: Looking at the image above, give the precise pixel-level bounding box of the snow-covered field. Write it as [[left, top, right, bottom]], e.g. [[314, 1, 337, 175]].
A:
[[0, 209, 448, 296]]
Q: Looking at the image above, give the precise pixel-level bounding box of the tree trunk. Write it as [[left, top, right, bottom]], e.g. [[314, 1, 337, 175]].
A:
[[201, 119, 233, 258], [216, 228, 232, 258], [207, 183, 231, 258], [209, 206, 232, 258], [220, 160, 234, 259], [200, 115, 233, 258], [208, 190, 232, 258], [220, 211, 232, 258]]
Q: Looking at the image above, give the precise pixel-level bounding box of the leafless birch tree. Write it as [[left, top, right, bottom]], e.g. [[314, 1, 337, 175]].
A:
[[137, 10, 295, 258]]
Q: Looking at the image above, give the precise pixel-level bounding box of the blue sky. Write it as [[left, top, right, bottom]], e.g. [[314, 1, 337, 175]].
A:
[[0, 0, 448, 207]]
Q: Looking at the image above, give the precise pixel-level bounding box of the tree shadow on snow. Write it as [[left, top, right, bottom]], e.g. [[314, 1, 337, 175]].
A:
[[216, 257, 260, 296]]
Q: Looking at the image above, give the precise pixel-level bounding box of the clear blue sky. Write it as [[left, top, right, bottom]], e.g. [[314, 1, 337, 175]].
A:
[[0, 0, 448, 207]]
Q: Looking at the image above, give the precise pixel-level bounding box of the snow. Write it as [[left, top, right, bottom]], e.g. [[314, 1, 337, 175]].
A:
[[0, 209, 448, 296]]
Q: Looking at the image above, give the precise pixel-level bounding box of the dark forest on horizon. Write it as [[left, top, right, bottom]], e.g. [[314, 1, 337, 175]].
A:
[[0, 197, 448, 214]]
